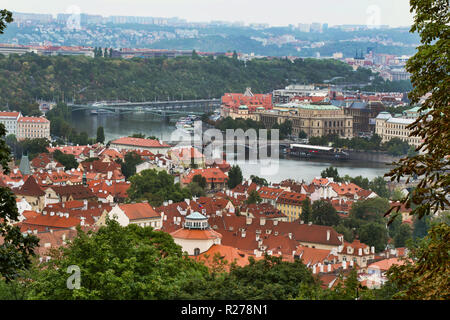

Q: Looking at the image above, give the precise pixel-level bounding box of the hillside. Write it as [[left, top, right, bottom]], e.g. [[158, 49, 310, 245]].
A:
[[0, 53, 374, 115]]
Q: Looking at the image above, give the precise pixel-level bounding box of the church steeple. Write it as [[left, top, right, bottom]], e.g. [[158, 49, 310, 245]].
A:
[[19, 154, 31, 175]]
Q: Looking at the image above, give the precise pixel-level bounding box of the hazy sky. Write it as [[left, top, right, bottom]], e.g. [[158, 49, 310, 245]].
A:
[[2, 0, 414, 27]]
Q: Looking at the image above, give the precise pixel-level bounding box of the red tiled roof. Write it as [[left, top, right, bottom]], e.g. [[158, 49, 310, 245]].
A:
[[111, 137, 170, 148], [0, 111, 21, 118], [18, 116, 49, 123], [182, 168, 228, 184], [15, 176, 45, 197], [170, 228, 223, 240], [118, 203, 160, 220]]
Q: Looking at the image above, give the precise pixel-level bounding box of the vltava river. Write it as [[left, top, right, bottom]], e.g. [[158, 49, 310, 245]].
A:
[[71, 111, 391, 183]]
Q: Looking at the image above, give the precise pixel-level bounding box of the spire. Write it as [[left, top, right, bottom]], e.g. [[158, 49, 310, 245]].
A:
[[19, 154, 31, 175]]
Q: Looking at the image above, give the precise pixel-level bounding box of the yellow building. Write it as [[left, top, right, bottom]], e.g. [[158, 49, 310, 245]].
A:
[[259, 103, 353, 138], [275, 192, 306, 222]]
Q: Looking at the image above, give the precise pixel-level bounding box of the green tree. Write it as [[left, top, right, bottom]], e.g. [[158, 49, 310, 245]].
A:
[[349, 197, 390, 222], [96, 126, 105, 144], [227, 165, 243, 189], [300, 198, 312, 223], [250, 175, 268, 186], [0, 9, 13, 35], [187, 182, 206, 197], [386, 223, 450, 300], [359, 222, 388, 252], [130, 133, 146, 139], [192, 174, 207, 190], [128, 169, 191, 206], [20, 138, 50, 160], [385, 0, 449, 221], [120, 151, 143, 179], [27, 220, 210, 299], [311, 200, 340, 226], [0, 105, 39, 282], [246, 190, 262, 205], [369, 176, 390, 199], [393, 224, 412, 248], [320, 166, 341, 182], [298, 130, 307, 139], [52, 150, 78, 170]]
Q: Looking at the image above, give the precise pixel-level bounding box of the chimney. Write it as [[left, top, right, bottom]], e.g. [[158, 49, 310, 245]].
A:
[[273, 220, 278, 225], [371, 246, 375, 254], [308, 221, 312, 226], [327, 230, 330, 241], [260, 217, 266, 226], [300, 220, 304, 224], [246, 217, 252, 225], [185, 198, 190, 205], [288, 232, 292, 240], [241, 230, 246, 238]]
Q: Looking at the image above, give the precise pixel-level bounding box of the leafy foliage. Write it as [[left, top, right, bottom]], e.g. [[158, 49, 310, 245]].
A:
[[52, 150, 78, 170], [386, 223, 450, 300], [27, 220, 210, 299], [385, 0, 450, 221], [127, 169, 191, 207], [227, 165, 243, 189]]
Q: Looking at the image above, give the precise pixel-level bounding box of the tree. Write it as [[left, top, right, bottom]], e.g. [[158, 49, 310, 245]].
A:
[[300, 199, 312, 223], [359, 222, 388, 252], [192, 174, 207, 190], [385, 0, 449, 221], [208, 255, 321, 300], [52, 150, 78, 170], [232, 50, 238, 60], [386, 223, 450, 300], [130, 133, 146, 139], [369, 176, 390, 199], [120, 152, 143, 179], [246, 190, 262, 205], [227, 165, 243, 189], [27, 220, 210, 299], [128, 169, 191, 207], [0, 10, 13, 35], [250, 175, 268, 186], [96, 126, 105, 144], [187, 182, 206, 197], [349, 197, 390, 222], [393, 224, 412, 248], [298, 130, 307, 139], [320, 166, 341, 182], [20, 138, 50, 160], [0, 111, 39, 282], [311, 200, 340, 226], [412, 216, 430, 240]]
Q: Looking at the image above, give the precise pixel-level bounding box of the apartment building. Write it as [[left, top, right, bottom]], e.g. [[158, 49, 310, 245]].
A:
[[375, 111, 422, 148], [0, 111, 22, 135], [17, 117, 51, 140]]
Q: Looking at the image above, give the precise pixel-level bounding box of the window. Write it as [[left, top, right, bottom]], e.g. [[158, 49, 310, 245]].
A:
[[193, 248, 200, 256]]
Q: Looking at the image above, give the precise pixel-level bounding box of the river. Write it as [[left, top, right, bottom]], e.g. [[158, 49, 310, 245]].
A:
[[70, 110, 391, 183]]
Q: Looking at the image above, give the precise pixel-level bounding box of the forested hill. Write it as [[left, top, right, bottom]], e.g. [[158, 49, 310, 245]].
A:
[[0, 53, 375, 115]]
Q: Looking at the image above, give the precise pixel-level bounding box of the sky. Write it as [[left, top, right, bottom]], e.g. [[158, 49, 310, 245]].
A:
[[2, 0, 414, 27]]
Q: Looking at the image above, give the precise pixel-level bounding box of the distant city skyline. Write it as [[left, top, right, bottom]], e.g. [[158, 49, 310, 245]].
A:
[[3, 0, 414, 28]]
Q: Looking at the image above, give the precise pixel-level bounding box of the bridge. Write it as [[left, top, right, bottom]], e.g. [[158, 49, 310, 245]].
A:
[[67, 98, 221, 117]]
